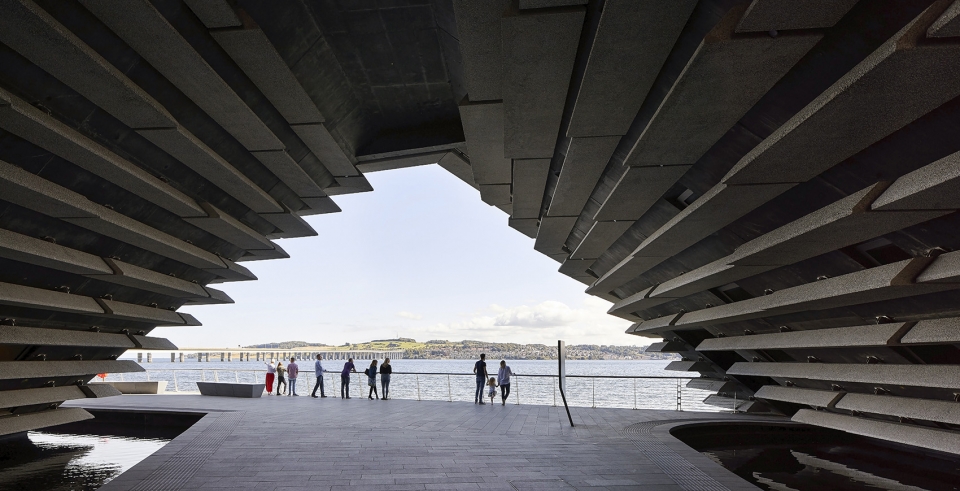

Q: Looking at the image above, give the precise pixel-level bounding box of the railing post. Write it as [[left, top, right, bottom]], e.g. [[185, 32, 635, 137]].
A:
[[553, 378, 556, 407], [516, 376, 519, 405], [173, 370, 179, 392], [633, 379, 637, 410], [416, 375, 421, 401], [592, 378, 596, 409], [447, 375, 451, 402], [215, 370, 219, 383], [235, 371, 239, 383], [677, 378, 682, 412]]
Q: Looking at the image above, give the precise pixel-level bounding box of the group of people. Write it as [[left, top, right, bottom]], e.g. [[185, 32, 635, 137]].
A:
[[262, 353, 516, 405], [263, 355, 392, 400], [474, 354, 515, 405]]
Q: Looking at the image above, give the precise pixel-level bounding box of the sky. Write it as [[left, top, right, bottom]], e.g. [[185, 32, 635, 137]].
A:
[[152, 164, 638, 349]]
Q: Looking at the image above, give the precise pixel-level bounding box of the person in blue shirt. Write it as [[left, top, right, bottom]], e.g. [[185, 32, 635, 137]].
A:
[[311, 354, 327, 398]]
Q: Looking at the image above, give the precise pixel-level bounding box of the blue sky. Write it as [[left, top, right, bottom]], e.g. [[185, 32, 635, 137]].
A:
[[153, 164, 637, 348]]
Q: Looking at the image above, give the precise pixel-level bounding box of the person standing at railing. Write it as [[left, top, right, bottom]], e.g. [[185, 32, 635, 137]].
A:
[[497, 360, 514, 406], [473, 353, 488, 405], [341, 357, 356, 399], [265, 359, 277, 395], [288, 357, 300, 396], [380, 358, 392, 400], [311, 354, 327, 398], [277, 361, 287, 396], [365, 359, 379, 400]]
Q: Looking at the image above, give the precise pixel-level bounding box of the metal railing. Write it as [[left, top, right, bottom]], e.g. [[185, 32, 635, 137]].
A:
[[105, 369, 719, 412]]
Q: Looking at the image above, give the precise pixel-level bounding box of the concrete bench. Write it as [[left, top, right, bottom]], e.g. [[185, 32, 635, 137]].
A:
[[93, 381, 167, 394], [197, 382, 263, 398]]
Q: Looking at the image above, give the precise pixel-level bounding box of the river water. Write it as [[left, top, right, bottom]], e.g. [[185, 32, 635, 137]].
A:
[[108, 358, 721, 412]]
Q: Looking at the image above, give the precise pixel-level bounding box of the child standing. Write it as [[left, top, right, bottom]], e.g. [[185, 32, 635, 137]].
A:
[[487, 377, 497, 405]]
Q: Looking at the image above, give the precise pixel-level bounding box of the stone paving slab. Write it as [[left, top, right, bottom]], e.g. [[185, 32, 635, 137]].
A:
[[65, 395, 771, 490]]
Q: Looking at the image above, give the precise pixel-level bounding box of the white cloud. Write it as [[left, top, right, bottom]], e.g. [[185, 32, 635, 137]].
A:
[[397, 311, 423, 320], [404, 299, 636, 345]]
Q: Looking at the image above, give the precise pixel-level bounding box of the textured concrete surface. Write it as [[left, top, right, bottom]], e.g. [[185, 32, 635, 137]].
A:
[[548, 136, 620, 217], [736, 0, 860, 32], [65, 395, 768, 491]]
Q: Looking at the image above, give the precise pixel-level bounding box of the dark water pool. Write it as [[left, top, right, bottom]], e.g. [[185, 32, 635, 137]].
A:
[[0, 410, 202, 491], [673, 423, 960, 491]]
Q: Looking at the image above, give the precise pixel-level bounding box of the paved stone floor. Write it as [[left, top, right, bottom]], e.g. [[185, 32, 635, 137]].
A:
[[66, 394, 776, 490]]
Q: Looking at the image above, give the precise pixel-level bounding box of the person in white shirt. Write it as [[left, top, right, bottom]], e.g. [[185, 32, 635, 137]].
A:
[[497, 360, 515, 406], [265, 359, 277, 395]]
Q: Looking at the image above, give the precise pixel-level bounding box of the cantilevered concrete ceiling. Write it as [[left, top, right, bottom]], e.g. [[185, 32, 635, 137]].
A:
[[1, 0, 960, 455]]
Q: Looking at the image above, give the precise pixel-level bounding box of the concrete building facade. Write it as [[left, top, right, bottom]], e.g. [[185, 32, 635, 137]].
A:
[[0, 0, 959, 455]]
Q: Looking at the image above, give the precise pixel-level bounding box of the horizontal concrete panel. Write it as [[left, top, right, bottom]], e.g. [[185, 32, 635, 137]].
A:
[[0, 360, 143, 380], [835, 393, 960, 426], [0, 0, 176, 128], [665, 360, 714, 372], [251, 150, 325, 197], [130, 335, 178, 350], [728, 362, 960, 389], [624, 6, 821, 169], [646, 341, 687, 353], [557, 258, 593, 277], [519, 0, 586, 8], [502, 7, 584, 158], [548, 136, 619, 217], [452, 0, 508, 101], [915, 249, 960, 284], [437, 151, 477, 189], [98, 299, 186, 325], [81, 0, 285, 151], [184, 0, 240, 28], [637, 182, 797, 259], [184, 202, 275, 251], [702, 394, 757, 412], [479, 184, 512, 206], [0, 407, 93, 437], [261, 210, 318, 239], [725, 1, 960, 185], [96, 258, 210, 299], [900, 317, 960, 344], [872, 151, 960, 211], [0, 228, 112, 276], [235, 245, 290, 262], [754, 386, 843, 408], [686, 378, 737, 393], [0, 281, 104, 315], [588, 254, 667, 296], [299, 197, 342, 215], [0, 159, 99, 219], [355, 151, 447, 173], [212, 27, 325, 124], [676, 258, 957, 328], [571, 221, 632, 260], [928, 1, 960, 37], [327, 176, 373, 195], [648, 262, 770, 305], [511, 159, 550, 219], [593, 165, 691, 222], [459, 100, 510, 184], [736, 0, 860, 32], [0, 90, 203, 218], [792, 409, 960, 456], [182, 286, 232, 305], [0, 386, 90, 410], [534, 216, 578, 255], [697, 323, 908, 351], [0, 326, 134, 348], [205, 258, 257, 283], [137, 127, 282, 214], [291, 123, 358, 177], [64, 209, 225, 270], [508, 218, 539, 238], [567, 0, 695, 137]]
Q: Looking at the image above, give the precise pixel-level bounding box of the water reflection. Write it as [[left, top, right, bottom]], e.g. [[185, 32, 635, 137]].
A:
[[678, 424, 960, 491], [0, 431, 168, 491]]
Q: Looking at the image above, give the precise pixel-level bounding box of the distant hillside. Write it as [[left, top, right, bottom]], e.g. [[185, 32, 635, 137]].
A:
[[245, 338, 674, 361]]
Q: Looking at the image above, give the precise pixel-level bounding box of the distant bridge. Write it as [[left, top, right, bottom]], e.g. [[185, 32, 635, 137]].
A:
[[132, 348, 404, 363]]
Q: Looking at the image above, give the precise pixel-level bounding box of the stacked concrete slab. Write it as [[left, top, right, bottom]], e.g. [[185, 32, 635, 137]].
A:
[[1, 0, 959, 455]]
